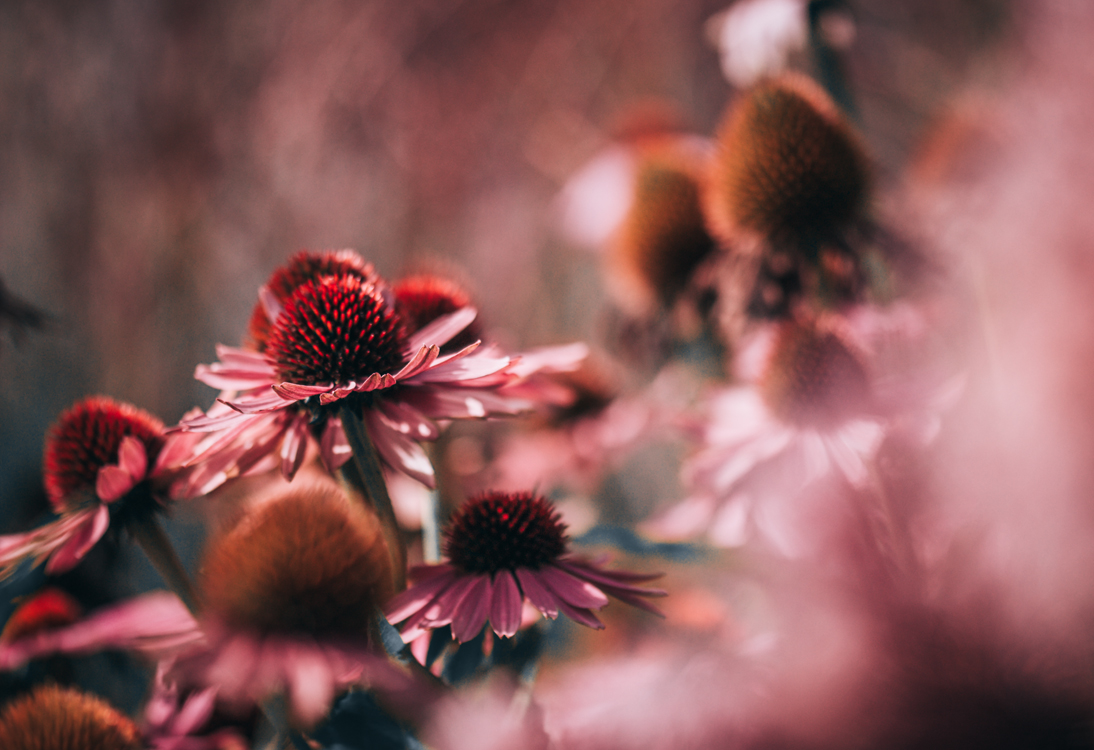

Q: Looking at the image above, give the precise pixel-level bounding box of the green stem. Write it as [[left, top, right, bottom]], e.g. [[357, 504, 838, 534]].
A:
[[131, 515, 201, 615], [338, 407, 407, 591]]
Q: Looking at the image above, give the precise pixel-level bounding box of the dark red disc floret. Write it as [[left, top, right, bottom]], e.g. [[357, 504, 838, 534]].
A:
[[444, 491, 568, 575], [265, 274, 407, 387], [43, 396, 164, 511], [393, 274, 481, 354]]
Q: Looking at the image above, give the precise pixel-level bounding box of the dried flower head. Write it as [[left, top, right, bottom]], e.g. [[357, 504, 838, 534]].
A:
[[611, 147, 717, 310], [708, 75, 868, 244], [200, 485, 393, 638], [44, 396, 163, 513], [393, 274, 481, 353], [0, 684, 142, 750], [247, 250, 377, 351], [0, 588, 82, 644], [265, 275, 407, 387], [760, 317, 871, 426]]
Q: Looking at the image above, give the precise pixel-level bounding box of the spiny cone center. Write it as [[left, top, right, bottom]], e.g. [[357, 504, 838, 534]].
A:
[[201, 487, 393, 638], [265, 275, 407, 387], [393, 274, 480, 353], [760, 322, 870, 426], [445, 491, 568, 575], [43, 396, 163, 512], [248, 250, 377, 351], [0, 684, 142, 750]]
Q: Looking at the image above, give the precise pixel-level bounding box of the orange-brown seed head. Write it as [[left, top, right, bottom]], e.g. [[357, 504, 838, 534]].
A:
[[0, 684, 142, 750], [612, 147, 717, 310], [200, 486, 394, 639], [708, 75, 868, 245]]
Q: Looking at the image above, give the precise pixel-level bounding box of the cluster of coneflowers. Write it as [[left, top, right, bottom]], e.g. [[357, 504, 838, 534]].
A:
[[0, 251, 669, 747]]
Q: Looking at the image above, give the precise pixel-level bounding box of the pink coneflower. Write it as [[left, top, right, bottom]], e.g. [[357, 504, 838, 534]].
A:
[[385, 491, 666, 643], [0, 396, 178, 575], [0, 589, 200, 671], [650, 311, 927, 554], [168, 484, 398, 727], [179, 257, 535, 490]]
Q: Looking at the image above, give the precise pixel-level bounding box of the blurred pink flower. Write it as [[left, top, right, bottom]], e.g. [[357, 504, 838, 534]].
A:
[[0, 396, 188, 575], [142, 664, 248, 750], [179, 272, 528, 490], [0, 589, 200, 671], [385, 491, 665, 643], [649, 308, 950, 554]]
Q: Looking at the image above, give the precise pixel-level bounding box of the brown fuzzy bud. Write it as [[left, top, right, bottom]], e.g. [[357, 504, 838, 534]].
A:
[[0, 684, 142, 750]]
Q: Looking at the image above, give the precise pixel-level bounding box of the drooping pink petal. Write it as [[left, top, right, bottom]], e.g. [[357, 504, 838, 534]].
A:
[[220, 390, 291, 415], [401, 387, 532, 420], [117, 435, 149, 482], [96, 465, 137, 504], [279, 412, 310, 480], [450, 574, 493, 642], [284, 643, 337, 727], [552, 598, 604, 630], [489, 572, 522, 638], [392, 345, 441, 382], [194, 347, 276, 390], [405, 307, 477, 353], [258, 284, 283, 324], [406, 348, 512, 384], [503, 342, 589, 379], [375, 400, 439, 442], [44, 505, 110, 575], [385, 568, 460, 625], [515, 569, 560, 619], [537, 566, 610, 610], [364, 410, 436, 487], [167, 685, 218, 737], [319, 417, 353, 472]]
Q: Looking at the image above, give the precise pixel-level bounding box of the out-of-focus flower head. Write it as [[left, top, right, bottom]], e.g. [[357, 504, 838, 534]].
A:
[[170, 484, 396, 727], [0, 396, 184, 576], [0, 683, 143, 750], [707, 0, 809, 88], [393, 273, 483, 355], [606, 141, 718, 317], [705, 75, 872, 330], [385, 490, 665, 643], [649, 311, 898, 554], [176, 250, 547, 492]]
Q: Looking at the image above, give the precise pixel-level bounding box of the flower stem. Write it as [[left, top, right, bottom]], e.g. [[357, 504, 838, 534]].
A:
[[130, 516, 201, 615], [339, 407, 407, 591]]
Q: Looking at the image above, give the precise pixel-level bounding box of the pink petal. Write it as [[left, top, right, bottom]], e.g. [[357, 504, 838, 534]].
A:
[[319, 418, 353, 472], [515, 569, 560, 619], [285, 644, 337, 727], [384, 569, 459, 625], [117, 435, 149, 481], [537, 566, 610, 610], [402, 387, 532, 419], [504, 342, 588, 378], [405, 307, 477, 352], [221, 390, 291, 414], [273, 382, 332, 401], [168, 685, 218, 736], [279, 413, 309, 480], [489, 572, 522, 638], [258, 284, 283, 323], [450, 574, 492, 642], [407, 348, 512, 384], [364, 410, 436, 487], [45, 506, 109, 574], [96, 465, 137, 503], [553, 598, 605, 630], [54, 590, 200, 654], [393, 346, 440, 381]]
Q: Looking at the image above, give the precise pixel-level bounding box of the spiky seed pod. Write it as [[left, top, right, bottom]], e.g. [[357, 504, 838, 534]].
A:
[[708, 75, 869, 246], [610, 145, 717, 312], [759, 317, 871, 426], [43, 396, 164, 512], [247, 250, 377, 351], [264, 274, 407, 387], [0, 684, 142, 750], [393, 274, 481, 353], [200, 485, 394, 638], [444, 491, 568, 575]]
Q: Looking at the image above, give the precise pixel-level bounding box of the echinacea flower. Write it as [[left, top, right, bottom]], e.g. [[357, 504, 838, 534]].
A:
[[0, 589, 200, 671], [650, 310, 940, 554], [0, 683, 143, 750], [0, 396, 178, 576], [168, 484, 398, 727], [178, 253, 551, 491], [384, 491, 666, 643]]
